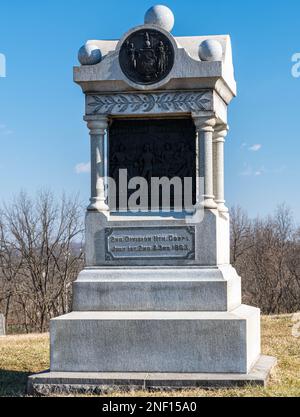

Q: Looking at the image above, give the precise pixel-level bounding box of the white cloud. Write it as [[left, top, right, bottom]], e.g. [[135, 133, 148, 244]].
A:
[[249, 144, 262, 152], [75, 162, 91, 174], [240, 164, 253, 177], [240, 164, 265, 177], [254, 169, 263, 176], [0, 123, 13, 136]]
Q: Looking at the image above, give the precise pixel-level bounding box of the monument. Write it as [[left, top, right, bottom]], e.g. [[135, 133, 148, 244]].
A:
[[0, 314, 5, 336], [28, 5, 276, 394]]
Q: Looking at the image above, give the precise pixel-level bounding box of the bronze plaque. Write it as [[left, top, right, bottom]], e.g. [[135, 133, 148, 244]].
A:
[[106, 227, 195, 261], [109, 118, 196, 211], [119, 29, 175, 85]]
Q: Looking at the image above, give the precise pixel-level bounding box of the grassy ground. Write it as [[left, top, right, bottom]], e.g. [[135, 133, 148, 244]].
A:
[[0, 314, 299, 397]]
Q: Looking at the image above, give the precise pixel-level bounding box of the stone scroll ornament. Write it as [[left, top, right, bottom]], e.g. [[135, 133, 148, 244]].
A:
[[87, 91, 212, 115], [119, 28, 175, 85]]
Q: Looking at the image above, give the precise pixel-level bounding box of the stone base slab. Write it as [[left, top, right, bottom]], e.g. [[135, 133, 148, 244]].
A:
[[73, 265, 241, 312], [50, 305, 260, 374], [27, 356, 277, 395]]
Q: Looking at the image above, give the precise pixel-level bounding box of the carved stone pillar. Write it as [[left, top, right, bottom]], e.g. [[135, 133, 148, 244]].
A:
[[193, 115, 218, 209], [84, 116, 109, 212], [213, 125, 229, 213]]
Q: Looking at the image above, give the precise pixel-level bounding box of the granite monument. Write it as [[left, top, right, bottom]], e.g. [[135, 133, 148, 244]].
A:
[[28, 5, 276, 394]]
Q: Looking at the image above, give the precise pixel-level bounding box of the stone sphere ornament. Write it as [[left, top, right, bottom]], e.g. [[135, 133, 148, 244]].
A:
[[144, 5, 175, 32], [198, 39, 223, 62], [78, 43, 102, 66]]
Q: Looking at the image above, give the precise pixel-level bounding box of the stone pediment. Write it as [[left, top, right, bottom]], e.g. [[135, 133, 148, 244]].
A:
[[74, 25, 236, 103]]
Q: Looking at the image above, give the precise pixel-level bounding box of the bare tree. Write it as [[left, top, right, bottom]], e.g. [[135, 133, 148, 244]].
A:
[[0, 190, 84, 333], [230, 206, 253, 264], [231, 204, 300, 314]]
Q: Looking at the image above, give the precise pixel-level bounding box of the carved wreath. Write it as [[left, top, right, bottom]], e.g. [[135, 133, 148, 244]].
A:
[[87, 92, 211, 115]]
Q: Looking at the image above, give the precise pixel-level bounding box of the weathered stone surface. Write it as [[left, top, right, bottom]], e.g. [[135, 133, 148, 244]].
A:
[[72, 266, 241, 312], [199, 39, 223, 62], [144, 5, 175, 32], [85, 210, 230, 267], [78, 44, 102, 66], [75, 32, 236, 104], [27, 355, 277, 395], [50, 305, 260, 374], [86, 91, 213, 115]]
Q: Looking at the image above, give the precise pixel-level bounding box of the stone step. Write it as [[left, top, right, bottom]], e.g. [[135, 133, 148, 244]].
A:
[[50, 305, 260, 374], [27, 355, 277, 395], [73, 266, 241, 312]]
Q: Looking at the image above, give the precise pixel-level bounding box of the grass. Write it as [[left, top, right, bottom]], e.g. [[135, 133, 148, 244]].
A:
[[0, 314, 299, 397]]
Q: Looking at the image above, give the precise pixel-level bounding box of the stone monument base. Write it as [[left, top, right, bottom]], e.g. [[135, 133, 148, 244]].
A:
[[27, 356, 277, 396], [28, 265, 275, 394], [49, 305, 260, 374], [73, 265, 241, 312]]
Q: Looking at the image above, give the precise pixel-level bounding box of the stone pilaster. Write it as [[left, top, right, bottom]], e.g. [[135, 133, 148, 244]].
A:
[[193, 115, 218, 209], [84, 116, 109, 212], [213, 125, 229, 213]]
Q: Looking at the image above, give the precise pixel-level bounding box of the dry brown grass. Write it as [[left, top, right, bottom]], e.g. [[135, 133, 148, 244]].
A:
[[0, 333, 49, 396], [0, 315, 299, 397]]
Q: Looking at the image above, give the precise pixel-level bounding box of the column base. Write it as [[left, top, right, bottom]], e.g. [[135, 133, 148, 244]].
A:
[[216, 200, 229, 213], [27, 355, 277, 395], [87, 199, 109, 212], [203, 197, 218, 209]]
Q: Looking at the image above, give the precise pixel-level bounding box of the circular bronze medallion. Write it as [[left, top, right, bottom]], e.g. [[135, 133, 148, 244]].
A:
[[119, 29, 175, 85]]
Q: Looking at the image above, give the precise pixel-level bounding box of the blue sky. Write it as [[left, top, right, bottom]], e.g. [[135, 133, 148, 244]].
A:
[[0, 0, 299, 220]]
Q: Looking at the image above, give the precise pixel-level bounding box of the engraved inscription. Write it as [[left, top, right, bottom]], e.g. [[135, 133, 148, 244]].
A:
[[106, 227, 195, 260]]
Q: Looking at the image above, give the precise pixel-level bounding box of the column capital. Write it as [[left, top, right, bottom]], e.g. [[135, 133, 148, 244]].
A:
[[213, 124, 229, 143], [192, 114, 217, 132], [84, 115, 108, 135]]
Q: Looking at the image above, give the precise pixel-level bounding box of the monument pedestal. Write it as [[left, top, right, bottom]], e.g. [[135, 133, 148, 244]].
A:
[[73, 265, 241, 312], [50, 306, 260, 374], [28, 211, 276, 394], [28, 262, 276, 394]]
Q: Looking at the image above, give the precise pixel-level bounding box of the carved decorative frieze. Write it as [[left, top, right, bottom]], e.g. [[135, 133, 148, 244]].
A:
[[86, 91, 212, 116]]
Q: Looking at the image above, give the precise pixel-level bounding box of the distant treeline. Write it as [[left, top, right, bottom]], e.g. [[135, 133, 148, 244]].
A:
[[231, 205, 300, 314]]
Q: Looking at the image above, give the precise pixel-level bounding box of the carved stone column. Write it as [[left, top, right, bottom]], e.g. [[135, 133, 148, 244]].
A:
[[84, 116, 109, 212], [193, 115, 218, 209], [213, 125, 229, 213]]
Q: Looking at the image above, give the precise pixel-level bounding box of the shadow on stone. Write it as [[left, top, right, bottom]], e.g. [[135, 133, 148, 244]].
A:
[[0, 369, 32, 397]]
